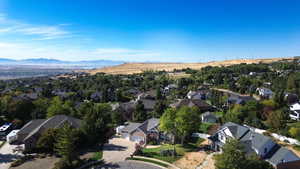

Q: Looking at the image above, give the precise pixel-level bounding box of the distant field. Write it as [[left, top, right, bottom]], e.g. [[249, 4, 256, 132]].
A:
[[86, 57, 293, 75]]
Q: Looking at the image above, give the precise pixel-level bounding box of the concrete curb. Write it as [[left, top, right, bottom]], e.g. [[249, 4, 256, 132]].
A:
[[133, 156, 180, 169], [126, 159, 167, 169]]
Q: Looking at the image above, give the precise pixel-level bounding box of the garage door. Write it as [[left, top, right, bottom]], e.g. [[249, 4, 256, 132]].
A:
[[130, 135, 144, 143]]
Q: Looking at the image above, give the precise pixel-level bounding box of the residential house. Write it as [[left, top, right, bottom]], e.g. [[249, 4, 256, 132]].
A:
[[201, 112, 218, 123], [285, 93, 299, 105], [116, 98, 156, 121], [170, 99, 212, 112], [163, 84, 178, 94], [289, 103, 300, 120], [227, 94, 253, 106], [256, 87, 273, 99], [16, 115, 81, 151], [209, 122, 300, 169], [119, 118, 160, 145], [186, 90, 208, 100], [90, 91, 102, 102]]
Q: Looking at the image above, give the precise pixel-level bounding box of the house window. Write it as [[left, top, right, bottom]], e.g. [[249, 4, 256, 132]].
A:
[[220, 134, 224, 141]]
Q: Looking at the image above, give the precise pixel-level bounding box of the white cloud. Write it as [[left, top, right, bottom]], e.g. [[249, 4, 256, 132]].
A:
[[0, 42, 162, 61], [93, 48, 161, 60], [0, 13, 71, 40]]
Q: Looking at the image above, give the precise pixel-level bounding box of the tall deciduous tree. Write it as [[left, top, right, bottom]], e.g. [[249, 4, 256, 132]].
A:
[[133, 100, 147, 122], [81, 103, 112, 146], [160, 106, 200, 144], [175, 106, 200, 144], [159, 108, 177, 144]]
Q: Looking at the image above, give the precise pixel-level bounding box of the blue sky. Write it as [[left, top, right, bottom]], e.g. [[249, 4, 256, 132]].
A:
[[0, 0, 300, 62]]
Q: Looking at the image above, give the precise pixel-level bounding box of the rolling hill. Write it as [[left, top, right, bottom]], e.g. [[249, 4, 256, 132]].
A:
[[86, 57, 294, 75]]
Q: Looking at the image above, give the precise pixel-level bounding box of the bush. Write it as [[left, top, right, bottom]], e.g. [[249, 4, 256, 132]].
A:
[[199, 123, 214, 133]]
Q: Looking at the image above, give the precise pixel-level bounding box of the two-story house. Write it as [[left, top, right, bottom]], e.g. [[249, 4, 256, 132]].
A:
[[256, 87, 273, 99], [119, 118, 160, 145], [209, 122, 300, 169]]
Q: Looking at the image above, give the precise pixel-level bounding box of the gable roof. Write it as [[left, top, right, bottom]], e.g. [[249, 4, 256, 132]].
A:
[[121, 118, 160, 134], [267, 147, 300, 166], [121, 122, 142, 133], [18, 115, 81, 143], [138, 118, 159, 133], [170, 99, 211, 110], [18, 119, 46, 136], [138, 99, 156, 110], [240, 131, 276, 155], [221, 122, 249, 139]]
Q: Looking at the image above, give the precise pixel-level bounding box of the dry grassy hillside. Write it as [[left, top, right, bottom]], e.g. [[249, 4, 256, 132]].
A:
[[86, 57, 293, 75]]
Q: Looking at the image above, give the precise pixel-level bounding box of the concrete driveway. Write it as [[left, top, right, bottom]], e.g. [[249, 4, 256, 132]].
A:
[[0, 142, 23, 169], [103, 137, 136, 163]]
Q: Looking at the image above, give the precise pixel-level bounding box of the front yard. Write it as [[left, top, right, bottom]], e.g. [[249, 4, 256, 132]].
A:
[[141, 138, 205, 163]]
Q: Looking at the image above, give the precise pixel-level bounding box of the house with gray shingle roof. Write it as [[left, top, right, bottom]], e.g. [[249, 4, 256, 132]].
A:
[[209, 122, 300, 169], [119, 118, 160, 145], [16, 115, 81, 151]]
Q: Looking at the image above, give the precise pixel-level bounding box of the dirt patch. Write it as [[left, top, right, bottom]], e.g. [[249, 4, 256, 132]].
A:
[[174, 152, 207, 169], [85, 57, 293, 75], [197, 153, 216, 169], [10, 156, 59, 169]]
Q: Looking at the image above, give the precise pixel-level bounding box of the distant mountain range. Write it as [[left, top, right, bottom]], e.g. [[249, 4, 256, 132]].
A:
[[0, 58, 124, 69]]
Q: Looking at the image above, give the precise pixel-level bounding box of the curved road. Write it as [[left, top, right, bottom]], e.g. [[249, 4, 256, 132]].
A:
[[92, 161, 162, 169]]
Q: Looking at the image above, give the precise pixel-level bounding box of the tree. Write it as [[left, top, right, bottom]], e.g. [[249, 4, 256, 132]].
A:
[[54, 124, 78, 165], [273, 89, 285, 108], [160, 106, 200, 145], [246, 154, 274, 169], [153, 101, 167, 118], [214, 139, 248, 169], [47, 97, 67, 117], [289, 127, 300, 140], [287, 74, 297, 93], [36, 128, 58, 153], [111, 110, 123, 126], [133, 100, 147, 122], [266, 110, 287, 131], [159, 108, 177, 144], [32, 98, 50, 119], [81, 103, 112, 146], [175, 106, 200, 144], [155, 86, 163, 100]]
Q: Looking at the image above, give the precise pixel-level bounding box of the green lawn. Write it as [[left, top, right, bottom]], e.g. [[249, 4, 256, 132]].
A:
[[141, 142, 202, 163]]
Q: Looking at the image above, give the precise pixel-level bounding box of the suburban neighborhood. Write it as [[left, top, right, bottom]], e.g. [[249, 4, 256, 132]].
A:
[[1, 1, 300, 168], [0, 59, 300, 169]]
